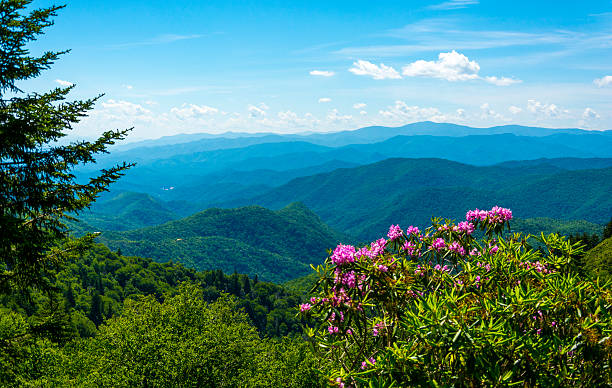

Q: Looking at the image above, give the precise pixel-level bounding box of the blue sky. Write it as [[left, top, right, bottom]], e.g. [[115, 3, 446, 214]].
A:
[[24, 0, 612, 140]]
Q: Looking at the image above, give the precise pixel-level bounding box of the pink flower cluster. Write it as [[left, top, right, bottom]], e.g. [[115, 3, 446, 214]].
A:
[[476, 261, 492, 271], [361, 357, 376, 370], [431, 238, 446, 252], [466, 206, 512, 224], [372, 321, 386, 336], [334, 269, 358, 288], [519, 260, 552, 274], [448, 241, 466, 256], [356, 238, 386, 260], [300, 303, 311, 312], [387, 224, 403, 240], [402, 240, 418, 256], [406, 225, 420, 236], [488, 206, 513, 224], [456, 221, 475, 235], [331, 244, 356, 265]]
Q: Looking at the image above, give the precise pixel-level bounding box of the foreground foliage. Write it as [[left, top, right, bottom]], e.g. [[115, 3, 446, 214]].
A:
[[304, 207, 612, 387], [4, 285, 323, 387]]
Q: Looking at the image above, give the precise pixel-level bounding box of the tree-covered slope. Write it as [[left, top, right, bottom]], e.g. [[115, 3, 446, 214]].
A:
[[98, 203, 349, 282], [584, 237, 612, 280], [74, 192, 180, 231], [235, 158, 612, 240]]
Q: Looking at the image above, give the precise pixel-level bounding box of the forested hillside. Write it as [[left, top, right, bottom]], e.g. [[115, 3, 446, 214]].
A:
[[97, 203, 349, 282], [228, 158, 611, 240]]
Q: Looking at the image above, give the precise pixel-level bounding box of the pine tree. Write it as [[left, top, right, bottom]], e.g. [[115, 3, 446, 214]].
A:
[[89, 290, 104, 326], [0, 0, 132, 294]]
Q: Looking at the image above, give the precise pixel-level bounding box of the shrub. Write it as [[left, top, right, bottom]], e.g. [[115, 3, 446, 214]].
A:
[[303, 206, 612, 387]]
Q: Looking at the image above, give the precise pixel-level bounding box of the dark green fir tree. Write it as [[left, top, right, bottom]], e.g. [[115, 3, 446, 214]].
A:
[[0, 0, 132, 295]]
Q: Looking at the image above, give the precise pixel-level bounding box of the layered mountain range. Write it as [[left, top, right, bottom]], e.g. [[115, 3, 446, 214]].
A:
[[71, 122, 611, 281]]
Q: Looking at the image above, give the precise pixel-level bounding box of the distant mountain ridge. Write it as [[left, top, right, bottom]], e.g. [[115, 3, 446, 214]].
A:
[[82, 131, 612, 211], [114, 121, 602, 152]]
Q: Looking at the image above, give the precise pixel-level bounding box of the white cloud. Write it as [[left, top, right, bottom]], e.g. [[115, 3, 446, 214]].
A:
[[247, 103, 268, 118], [378, 100, 445, 123], [144, 100, 158, 106], [310, 70, 335, 77], [55, 79, 74, 87], [402, 50, 480, 81], [359, 110, 368, 116], [349, 60, 402, 80], [480, 103, 506, 120], [101, 99, 152, 116], [456, 108, 466, 118], [527, 99, 561, 117], [327, 109, 353, 123], [508, 105, 523, 114], [594, 75, 612, 87], [582, 107, 600, 119], [122, 84, 134, 90], [318, 97, 332, 103], [428, 0, 479, 10], [353, 103, 367, 109], [276, 110, 320, 128], [170, 103, 219, 119], [484, 76, 522, 86]]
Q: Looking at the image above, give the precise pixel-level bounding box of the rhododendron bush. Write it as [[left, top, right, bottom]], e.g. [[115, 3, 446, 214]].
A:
[[301, 207, 612, 387]]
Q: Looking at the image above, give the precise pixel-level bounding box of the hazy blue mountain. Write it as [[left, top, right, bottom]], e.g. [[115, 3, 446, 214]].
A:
[[89, 122, 609, 172], [227, 158, 612, 240], [494, 158, 612, 170], [98, 203, 350, 282], [83, 132, 612, 205]]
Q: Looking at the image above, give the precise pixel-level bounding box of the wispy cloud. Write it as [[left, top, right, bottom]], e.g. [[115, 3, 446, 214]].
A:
[[483, 76, 522, 86], [318, 97, 332, 103], [334, 17, 604, 58], [594, 75, 612, 87], [171, 104, 219, 119], [349, 60, 402, 80], [55, 79, 74, 87], [109, 33, 205, 49], [310, 70, 335, 77], [428, 0, 479, 10]]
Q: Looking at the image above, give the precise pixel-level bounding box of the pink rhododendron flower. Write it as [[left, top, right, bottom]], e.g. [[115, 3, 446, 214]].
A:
[[299, 303, 311, 312], [406, 225, 420, 236], [368, 238, 387, 258], [331, 244, 356, 265], [431, 238, 446, 252], [457, 221, 475, 235], [449, 241, 466, 256], [387, 224, 403, 240]]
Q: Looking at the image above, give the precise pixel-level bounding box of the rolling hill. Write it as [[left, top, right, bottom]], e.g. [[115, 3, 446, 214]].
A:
[[98, 203, 349, 282], [74, 192, 180, 231]]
